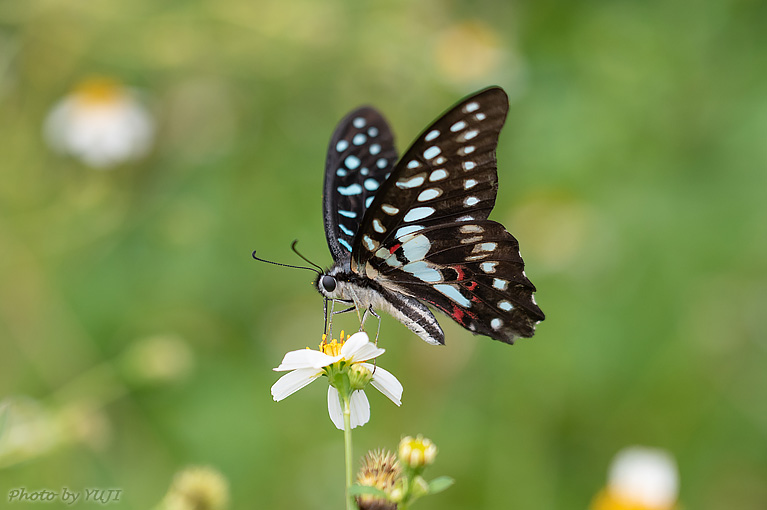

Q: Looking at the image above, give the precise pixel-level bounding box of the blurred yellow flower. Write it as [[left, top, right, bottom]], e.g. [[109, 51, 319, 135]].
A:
[[434, 21, 504, 83], [159, 466, 229, 510], [44, 77, 155, 168], [121, 334, 194, 385], [591, 447, 679, 510]]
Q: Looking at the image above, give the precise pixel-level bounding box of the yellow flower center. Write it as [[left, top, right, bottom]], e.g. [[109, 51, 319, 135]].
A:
[[319, 331, 347, 357], [73, 77, 126, 106]]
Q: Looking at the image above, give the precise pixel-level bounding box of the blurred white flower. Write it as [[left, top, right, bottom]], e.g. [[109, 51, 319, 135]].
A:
[[271, 331, 403, 430], [591, 446, 679, 510], [44, 77, 155, 168]]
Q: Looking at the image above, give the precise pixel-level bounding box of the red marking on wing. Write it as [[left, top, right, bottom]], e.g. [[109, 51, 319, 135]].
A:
[[389, 243, 401, 255], [450, 304, 466, 324], [453, 265, 466, 281], [465, 281, 478, 291]]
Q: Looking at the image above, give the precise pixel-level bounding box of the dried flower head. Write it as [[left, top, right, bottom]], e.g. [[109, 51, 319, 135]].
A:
[[356, 449, 400, 510]]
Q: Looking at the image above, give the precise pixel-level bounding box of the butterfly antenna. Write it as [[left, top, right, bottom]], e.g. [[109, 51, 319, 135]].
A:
[[251, 250, 321, 274], [291, 240, 324, 273]]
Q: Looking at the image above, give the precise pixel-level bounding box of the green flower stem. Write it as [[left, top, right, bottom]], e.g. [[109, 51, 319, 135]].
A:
[[343, 394, 354, 510]]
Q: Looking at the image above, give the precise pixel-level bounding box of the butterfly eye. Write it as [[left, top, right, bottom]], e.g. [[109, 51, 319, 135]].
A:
[[321, 275, 337, 293]]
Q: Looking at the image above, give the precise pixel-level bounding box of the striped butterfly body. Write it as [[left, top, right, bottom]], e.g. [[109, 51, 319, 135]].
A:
[[315, 87, 544, 345]]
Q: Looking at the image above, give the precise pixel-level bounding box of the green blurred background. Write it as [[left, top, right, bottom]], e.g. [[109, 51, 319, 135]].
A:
[[1, 0, 766, 508]]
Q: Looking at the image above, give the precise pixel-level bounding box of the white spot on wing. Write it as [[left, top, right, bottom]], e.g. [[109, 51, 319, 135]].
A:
[[481, 262, 497, 273], [339, 239, 352, 252], [491, 318, 503, 330], [403, 261, 441, 282], [434, 284, 471, 307], [423, 146, 441, 160], [457, 215, 474, 221], [339, 224, 354, 236], [499, 301, 513, 311], [338, 184, 363, 196], [353, 117, 366, 128], [464, 179, 478, 189], [336, 168, 348, 177], [368, 126, 379, 137], [363, 235, 378, 251], [464, 196, 480, 206], [353, 133, 367, 145], [401, 234, 431, 261], [407, 160, 420, 169], [373, 219, 386, 233], [395, 225, 423, 238], [461, 146, 475, 155], [364, 178, 380, 191], [459, 224, 483, 233], [377, 158, 388, 169], [403, 207, 435, 222], [345, 155, 361, 169], [396, 175, 425, 189], [450, 120, 467, 132], [475, 112, 486, 121], [429, 169, 448, 181], [493, 278, 508, 291], [370, 144, 381, 155], [462, 129, 478, 141], [365, 196, 374, 207], [417, 188, 441, 201], [336, 140, 349, 152], [382, 204, 399, 215], [463, 161, 476, 171], [473, 242, 497, 252], [465, 102, 479, 113], [339, 210, 357, 218], [425, 129, 440, 142]]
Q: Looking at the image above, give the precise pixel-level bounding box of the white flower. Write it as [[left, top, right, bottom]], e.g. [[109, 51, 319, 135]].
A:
[[44, 77, 155, 168], [591, 446, 679, 510], [271, 331, 403, 430]]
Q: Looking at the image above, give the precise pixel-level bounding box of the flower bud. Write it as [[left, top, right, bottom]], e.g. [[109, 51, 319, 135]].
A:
[[348, 364, 373, 390], [398, 435, 437, 469]]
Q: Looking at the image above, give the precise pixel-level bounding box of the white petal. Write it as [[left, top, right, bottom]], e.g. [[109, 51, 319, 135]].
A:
[[271, 368, 322, 401], [327, 386, 344, 430], [363, 363, 403, 406], [349, 390, 371, 428], [341, 331, 385, 362], [274, 349, 337, 371]]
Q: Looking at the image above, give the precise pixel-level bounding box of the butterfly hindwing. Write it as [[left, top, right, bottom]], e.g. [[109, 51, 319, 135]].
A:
[[323, 107, 398, 262], [365, 220, 544, 342]]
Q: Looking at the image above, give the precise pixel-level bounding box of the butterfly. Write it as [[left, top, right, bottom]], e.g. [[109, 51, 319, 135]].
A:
[[315, 87, 544, 345]]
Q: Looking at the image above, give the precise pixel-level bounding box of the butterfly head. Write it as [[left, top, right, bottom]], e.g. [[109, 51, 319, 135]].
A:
[[314, 266, 349, 301]]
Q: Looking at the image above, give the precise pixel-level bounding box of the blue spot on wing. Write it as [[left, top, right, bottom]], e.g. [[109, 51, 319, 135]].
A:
[[339, 238, 353, 252]]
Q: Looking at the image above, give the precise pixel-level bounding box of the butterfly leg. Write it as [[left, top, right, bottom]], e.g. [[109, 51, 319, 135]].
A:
[[327, 298, 356, 340], [366, 306, 382, 346]]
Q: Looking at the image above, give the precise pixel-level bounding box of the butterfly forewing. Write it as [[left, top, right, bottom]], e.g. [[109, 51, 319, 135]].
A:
[[351, 87, 508, 271], [323, 107, 398, 261]]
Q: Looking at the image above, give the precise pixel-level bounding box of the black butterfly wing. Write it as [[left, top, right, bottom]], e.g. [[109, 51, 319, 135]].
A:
[[350, 87, 544, 343], [323, 107, 398, 262]]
